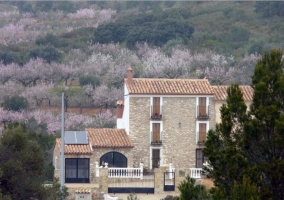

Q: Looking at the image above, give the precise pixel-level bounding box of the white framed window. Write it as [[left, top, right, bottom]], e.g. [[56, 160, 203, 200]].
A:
[[196, 121, 209, 144], [150, 121, 163, 144], [150, 97, 163, 119], [196, 97, 209, 119]]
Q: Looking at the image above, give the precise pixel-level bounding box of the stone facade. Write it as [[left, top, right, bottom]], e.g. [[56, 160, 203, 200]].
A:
[[128, 95, 215, 169], [215, 100, 251, 124], [128, 97, 151, 167]]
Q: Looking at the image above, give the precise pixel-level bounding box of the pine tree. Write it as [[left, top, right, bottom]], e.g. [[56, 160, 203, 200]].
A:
[[243, 49, 284, 199], [203, 84, 252, 196]]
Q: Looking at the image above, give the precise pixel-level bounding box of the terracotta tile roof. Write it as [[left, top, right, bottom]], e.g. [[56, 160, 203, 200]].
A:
[[86, 128, 133, 148], [125, 78, 214, 95], [55, 138, 92, 154], [213, 85, 253, 101]]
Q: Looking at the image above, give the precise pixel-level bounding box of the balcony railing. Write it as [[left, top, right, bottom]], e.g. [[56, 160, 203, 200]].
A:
[[197, 105, 209, 119], [151, 105, 163, 120], [197, 132, 206, 144], [151, 132, 162, 145], [189, 168, 202, 179]]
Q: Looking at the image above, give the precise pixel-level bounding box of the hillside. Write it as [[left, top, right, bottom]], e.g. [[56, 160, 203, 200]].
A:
[[0, 1, 284, 65]]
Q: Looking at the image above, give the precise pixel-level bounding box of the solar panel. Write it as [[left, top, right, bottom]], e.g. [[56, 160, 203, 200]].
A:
[[65, 131, 88, 144]]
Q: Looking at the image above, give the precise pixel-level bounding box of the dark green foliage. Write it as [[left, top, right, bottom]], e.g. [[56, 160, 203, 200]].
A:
[[0, 123, 67, 200], [203, 84, 254, 196], [204, 49, 284, 200], [0, 50, 20, 65], [229, 176, 259, 200], [243, 49, 284, 199], [0, 123, 46, 199], [255, 2, 284, 18], [29, 44, 63, 63], [161, 195, 179, 200], [210, 176, 260, 200], [35, 1, 53, 12], [79, 75, 100, 88], [2, 95, 28, 111], [178, 175, 210, 200], [93, 11, 194, 48], [229, 26, 250, 42], [248, 40, 265, 54], [35, 34, 68, 48]]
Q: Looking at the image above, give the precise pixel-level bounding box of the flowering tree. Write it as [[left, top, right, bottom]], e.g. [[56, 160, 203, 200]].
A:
[[0, 81, 24, 104], [22, 83, 54, 108], [0, 62, 17, 84], [137, 43, 192, 78], [92, 84, 123, 111], [14, 58, 47, 87]]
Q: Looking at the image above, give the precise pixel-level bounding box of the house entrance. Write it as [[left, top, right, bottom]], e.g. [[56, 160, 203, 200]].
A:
[[152, 149, 160, 169], [100, 152, 127, 168]]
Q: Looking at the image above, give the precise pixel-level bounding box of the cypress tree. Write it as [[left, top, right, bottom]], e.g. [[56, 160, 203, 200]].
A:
[[243, 49, 284, 199]]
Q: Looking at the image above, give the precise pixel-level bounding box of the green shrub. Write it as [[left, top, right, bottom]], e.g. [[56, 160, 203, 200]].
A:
[[79, 75, 101, 88], [2, 95, 28, 111]]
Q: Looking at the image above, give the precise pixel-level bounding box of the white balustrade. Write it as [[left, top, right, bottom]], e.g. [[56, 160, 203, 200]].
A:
[[108, 167, 143, 178], [189, 168, 202, 178]]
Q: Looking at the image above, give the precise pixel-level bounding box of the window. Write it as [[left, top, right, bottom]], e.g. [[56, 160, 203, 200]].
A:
[[196, 121, 209, 144], [65, 158, 89, 183], [152, 123, 161, 143], [151, 97, 162, 119], [196, 149, 207, 168], [151, 122, 162, 145], [197, 97, 209, 119], [198, 123, 207, 143], [100, 152, 127, 168]]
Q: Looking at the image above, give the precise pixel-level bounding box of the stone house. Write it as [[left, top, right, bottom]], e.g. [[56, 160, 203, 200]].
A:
[[53, 68, 254, 185], [213, 85, 254, 124], [116, 68, 216, 170]]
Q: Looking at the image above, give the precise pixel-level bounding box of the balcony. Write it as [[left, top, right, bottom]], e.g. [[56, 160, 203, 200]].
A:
[[151, 131, 162, 145], [151, 105, 162, 120], [197, 132, 206, 145], [197, 105, 209, 120]]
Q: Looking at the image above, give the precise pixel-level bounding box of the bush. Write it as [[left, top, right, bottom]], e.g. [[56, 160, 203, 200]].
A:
[[2, 95, 28, 111], [178, 175, 210, 200], [79, 75, 100, 88]]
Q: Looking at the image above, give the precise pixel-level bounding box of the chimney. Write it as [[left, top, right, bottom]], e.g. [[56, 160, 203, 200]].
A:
[[116, 100, 124, 119], [127, 67, 133, 85]]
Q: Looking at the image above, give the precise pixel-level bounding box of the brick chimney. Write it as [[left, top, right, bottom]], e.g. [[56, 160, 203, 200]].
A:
[[127, 67, 133, 85], [116, 100, 124, 119]]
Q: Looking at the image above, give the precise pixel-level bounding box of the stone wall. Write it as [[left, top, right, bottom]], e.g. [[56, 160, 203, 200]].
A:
[[215, 100, 251, 124], [128, 96, 216, 169], [90, 148, 133, 183], [129, 97, 151, 167]]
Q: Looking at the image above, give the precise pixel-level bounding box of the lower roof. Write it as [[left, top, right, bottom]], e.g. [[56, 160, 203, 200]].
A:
[[86, 128, 133, 148]]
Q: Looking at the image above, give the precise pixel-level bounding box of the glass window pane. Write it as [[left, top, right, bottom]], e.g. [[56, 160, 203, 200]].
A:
[[66, 159, 77, 178], [78, 159, 89, 178]]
